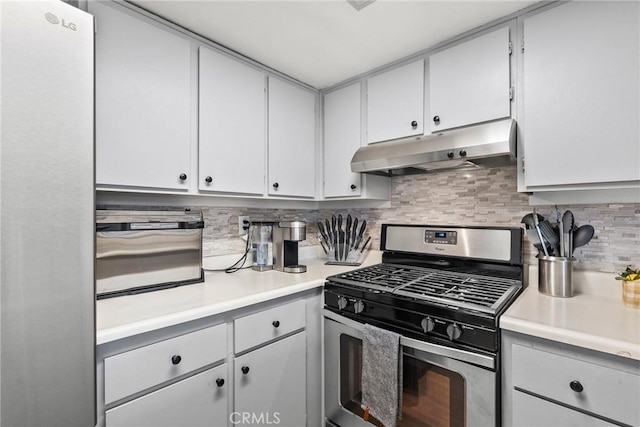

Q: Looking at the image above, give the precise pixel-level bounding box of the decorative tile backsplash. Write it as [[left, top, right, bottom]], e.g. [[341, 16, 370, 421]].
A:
[[191, 166, 638, 274]]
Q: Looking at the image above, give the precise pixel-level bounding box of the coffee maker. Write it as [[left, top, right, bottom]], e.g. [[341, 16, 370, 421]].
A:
[[273, 221, 307, 273]]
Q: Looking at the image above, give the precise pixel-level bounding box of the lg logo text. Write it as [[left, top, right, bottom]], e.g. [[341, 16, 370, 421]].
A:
[[44, 12, 77, 31]]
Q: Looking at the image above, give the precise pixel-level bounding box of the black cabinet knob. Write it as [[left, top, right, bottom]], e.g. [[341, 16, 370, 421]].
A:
[[272, 320, 280, 328], [205, 176, 213, 183], [171, 355, 182, 365], [447, 151, 454, 159], [350, 184, 357, 190], [179, 173, 187, 181], [272, 182, 279, 189], [459, 150, 467, 157], [569, 380, 584, 393], [411, 120, 418, 129], [241, 366, 250, 375], [216, 378, 225, 387], [433, 116, 440, 124]]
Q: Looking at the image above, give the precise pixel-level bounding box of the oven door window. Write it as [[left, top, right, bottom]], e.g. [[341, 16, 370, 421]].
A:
[[339, 334, 466, 427]]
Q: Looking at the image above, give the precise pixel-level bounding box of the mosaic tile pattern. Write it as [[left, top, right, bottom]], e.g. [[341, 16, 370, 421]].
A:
[[105, 166, 639, 274]]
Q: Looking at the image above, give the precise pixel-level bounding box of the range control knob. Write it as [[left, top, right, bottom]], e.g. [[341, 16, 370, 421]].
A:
[[420, 317, 435, 333], [354, 300, 365, 314], [459, 150, 467, 157], [447, 151, 455, 159], [446, 323, 463, 341], [337, 296, 348, 310]]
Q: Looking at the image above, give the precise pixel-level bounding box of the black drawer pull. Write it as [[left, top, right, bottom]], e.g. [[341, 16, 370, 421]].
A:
[[272, 320, 280, 328], [171, 355, 182, 365], [569, 380, 584, 393], [216, 378, 225, 387], [241, 366, 250, 375]]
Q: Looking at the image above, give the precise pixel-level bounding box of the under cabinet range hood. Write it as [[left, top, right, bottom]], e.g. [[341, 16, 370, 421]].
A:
[[351, 118, 517, 176]]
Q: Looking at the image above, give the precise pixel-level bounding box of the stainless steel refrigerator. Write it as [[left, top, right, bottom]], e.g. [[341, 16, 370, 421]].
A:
[[1, 1, 96, 426]]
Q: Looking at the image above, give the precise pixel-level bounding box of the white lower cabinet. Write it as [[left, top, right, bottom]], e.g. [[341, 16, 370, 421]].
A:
[[234, 332, 307, 427], [502, 331, 640, 427], [106, 364, 228, 427], [97, 292, 322, 427]]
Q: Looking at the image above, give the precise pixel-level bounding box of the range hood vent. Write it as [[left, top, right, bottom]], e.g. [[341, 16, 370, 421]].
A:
[[351, 119, 517, 176]]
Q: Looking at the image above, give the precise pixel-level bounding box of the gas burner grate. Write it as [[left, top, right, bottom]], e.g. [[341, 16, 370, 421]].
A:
[[331, 263, 521, 313]]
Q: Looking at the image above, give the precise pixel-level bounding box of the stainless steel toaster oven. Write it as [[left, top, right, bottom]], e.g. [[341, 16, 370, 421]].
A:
[[96, 209, 204, 298]]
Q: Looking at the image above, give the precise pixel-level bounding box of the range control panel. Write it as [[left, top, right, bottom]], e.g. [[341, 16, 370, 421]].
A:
[[425, 230, 457, 245]]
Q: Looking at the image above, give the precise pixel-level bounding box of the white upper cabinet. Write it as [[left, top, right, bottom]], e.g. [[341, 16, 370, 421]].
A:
[[199, 47, 266, 195], [429, 26, 511, 132], [90, 2, 192, 190], [268, 77, 316, 198], [522, 1, 640, 188], [366, 60, 424, 144], [323, 83, 362, 198]]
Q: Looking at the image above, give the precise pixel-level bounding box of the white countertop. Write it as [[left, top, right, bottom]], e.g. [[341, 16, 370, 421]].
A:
[[98, 251, 640, 362], [96, 250, 382, 345], [501, 267, 640, 361]]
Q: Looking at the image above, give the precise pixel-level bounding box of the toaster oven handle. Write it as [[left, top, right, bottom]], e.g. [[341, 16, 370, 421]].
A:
[[323, 308, 495, 370], [96, 220, 204, 232]]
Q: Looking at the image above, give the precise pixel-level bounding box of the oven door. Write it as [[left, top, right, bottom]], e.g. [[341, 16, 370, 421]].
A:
[[324, 310, 497, 427]]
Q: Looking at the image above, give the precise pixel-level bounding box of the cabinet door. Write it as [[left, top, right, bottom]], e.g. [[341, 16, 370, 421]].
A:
[[106, 364, 228, 427], [429, 26, 511, 132], [234, 332, 306, 426], [367, 60, 424, 143], [324, 83, 362, 198], [199, 47, 265, 195], [268, 78, 316, 198], [523, 1, 640, 188], [91, 2, 191, 190]]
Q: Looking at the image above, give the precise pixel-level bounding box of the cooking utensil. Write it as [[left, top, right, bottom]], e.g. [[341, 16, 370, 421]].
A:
[[562, 210, 574, 258], [360, 235, 372, 253], [325, 218, 333, 245], [345, 214, 352, 256], [532, 208, 549, 257], [317, 221, 330, 254], [354, 220, 367, 250], [331, 215, 338, 261], [572, 225, 594, 253], [351, 217, 358, 249], [337, 215, 344, 260], [521, 212, 545, 230], [539, 220, 560, 256]]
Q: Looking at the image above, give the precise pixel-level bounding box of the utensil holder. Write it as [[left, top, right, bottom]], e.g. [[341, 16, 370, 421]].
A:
[[538, 255, 575, 298]]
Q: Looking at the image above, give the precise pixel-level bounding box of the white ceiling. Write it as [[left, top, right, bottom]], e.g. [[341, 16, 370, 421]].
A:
[[130, 0, 540, 89]]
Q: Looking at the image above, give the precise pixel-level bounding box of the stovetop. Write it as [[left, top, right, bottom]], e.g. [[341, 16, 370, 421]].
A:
[[324, 224, 525, 356], [329, 262, 522, 315]]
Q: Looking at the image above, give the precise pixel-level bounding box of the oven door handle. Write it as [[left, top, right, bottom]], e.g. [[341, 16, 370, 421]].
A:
[[323, 309, 495, 370]]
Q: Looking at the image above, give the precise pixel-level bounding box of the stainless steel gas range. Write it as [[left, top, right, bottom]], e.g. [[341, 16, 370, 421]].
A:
[[324, 224, 524, 427]]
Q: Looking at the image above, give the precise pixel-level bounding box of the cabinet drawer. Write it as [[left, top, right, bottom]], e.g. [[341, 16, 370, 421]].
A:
[[105, 324, 227, 404], [512, 389, 614, 427], [234, 299, 306, 353], [512, 344, 640, 426], [106, 364, 228, 427]]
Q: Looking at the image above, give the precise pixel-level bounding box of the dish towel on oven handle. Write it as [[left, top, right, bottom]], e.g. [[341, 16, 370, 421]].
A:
[[361, 323, 403, 427]]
